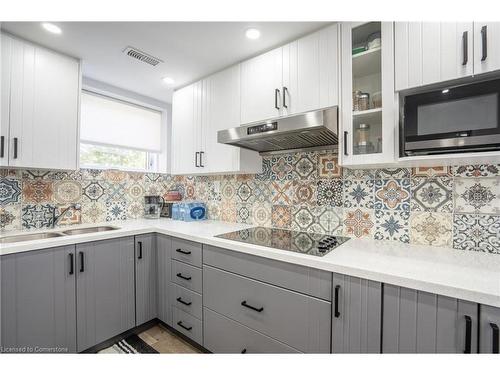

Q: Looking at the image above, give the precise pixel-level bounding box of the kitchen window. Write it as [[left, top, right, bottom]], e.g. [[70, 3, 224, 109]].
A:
[[79, 90, 163, 172]]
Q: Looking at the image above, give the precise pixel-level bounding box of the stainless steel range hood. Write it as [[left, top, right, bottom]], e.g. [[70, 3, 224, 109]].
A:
[[217, 106, 338, 154]]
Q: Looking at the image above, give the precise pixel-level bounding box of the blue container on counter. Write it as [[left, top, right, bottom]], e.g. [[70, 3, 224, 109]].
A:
[[172, 201, 207, 221]]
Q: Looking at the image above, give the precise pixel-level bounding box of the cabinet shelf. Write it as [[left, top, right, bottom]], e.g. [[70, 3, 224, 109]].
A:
[[352, 47, 381, 77], [352, 107, 382, 124]]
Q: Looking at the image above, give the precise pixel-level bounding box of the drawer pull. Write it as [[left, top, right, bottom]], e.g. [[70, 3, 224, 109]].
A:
[[463, 315, 472, 354], [241, 348, 247, 354], [241, 300, 264, 313], [177, 321, 192, 331], [68, 253, 74, 275], [334, 285, 341, 318], [137, 241, 143, 259], [176, 297, 192, 306], [491, 323, 499, 354], [176, 272, 192, 281], [176, 248, 192, 255]]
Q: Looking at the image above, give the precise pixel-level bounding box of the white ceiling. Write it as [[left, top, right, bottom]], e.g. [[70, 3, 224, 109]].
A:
[[1, 22, 331, 103]]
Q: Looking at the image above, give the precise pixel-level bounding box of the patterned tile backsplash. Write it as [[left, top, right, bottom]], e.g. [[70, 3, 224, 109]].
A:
[[1, 151, 499, 254]]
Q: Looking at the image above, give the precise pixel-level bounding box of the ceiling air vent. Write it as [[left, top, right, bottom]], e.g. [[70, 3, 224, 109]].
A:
[[123, 46, 163, 66]]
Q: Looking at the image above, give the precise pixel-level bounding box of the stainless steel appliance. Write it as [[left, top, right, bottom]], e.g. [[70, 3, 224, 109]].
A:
[[217, 106, 338, 154], [402, 78, 500, 156], [144, 195, 163, 219], [216, 227, 349, 257]]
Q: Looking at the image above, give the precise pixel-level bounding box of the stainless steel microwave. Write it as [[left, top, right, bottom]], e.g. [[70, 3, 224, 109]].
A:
[[402, 79, 500, 156]]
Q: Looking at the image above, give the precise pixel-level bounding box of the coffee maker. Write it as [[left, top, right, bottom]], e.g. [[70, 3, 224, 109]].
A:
[[144, 196, 163, 219]]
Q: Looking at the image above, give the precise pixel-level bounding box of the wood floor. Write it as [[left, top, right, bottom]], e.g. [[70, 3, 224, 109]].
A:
[[138, 324, 203, 354]]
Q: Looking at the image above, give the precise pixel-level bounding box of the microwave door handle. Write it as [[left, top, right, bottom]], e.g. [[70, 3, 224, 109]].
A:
[[462, 31, 468, 66], [481, 25, 488, 61]]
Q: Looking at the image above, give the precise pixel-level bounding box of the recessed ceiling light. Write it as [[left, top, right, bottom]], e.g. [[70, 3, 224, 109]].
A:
[[41, 22, 62, 35], [442, 89, 450, 94], [162, 77, 175, 85], [245, 28, 261, 40]]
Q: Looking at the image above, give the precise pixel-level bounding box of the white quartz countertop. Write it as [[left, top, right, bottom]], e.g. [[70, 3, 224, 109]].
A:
[[1, 219, 499, 308]]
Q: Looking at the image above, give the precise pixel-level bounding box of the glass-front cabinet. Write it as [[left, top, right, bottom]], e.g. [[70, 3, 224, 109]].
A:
[[340, 22, 396, 166]]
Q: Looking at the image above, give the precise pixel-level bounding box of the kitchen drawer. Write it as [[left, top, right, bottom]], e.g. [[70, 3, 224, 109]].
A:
[[203, 308, 300, 353], [172, 237, 202, 268], [203, 245, 331, 300], [172, 306, 202, 345], [203, 265, 331, 353], [171, 259, 202, 293], [171, 283, 202, 320]]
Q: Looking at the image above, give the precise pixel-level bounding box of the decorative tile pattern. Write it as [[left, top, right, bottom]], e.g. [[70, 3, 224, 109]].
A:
[[22, 180, 54, 204], [272, 205, 292, 228], [317, 153, 342, 178], [220, 202, 236, 222], [412, 166, 451, 177], [317, 179, 343, 207], [374, 210, 410, 243], [410, 212, 452, 247], [270, 181, 293, 205], [343, 179, 374, 209], [312, 206, 343, 235], [0, 178, 22, 204], [270, 155, 293, 181], [236, 181, 255, 204], [104, 181, 127, 201], [454, 178, 499, 214], [343, 209, 374, 238], [236, 204, 252, 224], [291, 206, 315, 231], [53, 180, 82, 204], [452, 164, 500, 178], [293, 152, 317, 180], [82, 181, 106, 202], [21, 204, 56, 229], [293, 180, 317, 205], [411, 177, 453, 212], [55, 205, 82, 226], [375, 179, 410, 211], [0, 204, 21, 231], [252, 203, 271, 227], [375, 168, 410, 179], [127, 182, 145, 201], [252, 181, 272, 204], [343, 168, 375, 180], [453, 214, 500, 254], [81, 202, 106, 223], [127, 201, 144, 219], [206, 202, 221, 221], [255, 158, 271, 181], [105, 201, 127, 221]]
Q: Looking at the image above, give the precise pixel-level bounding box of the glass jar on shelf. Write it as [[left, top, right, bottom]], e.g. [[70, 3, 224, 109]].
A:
[[354, 123, 374, 155]]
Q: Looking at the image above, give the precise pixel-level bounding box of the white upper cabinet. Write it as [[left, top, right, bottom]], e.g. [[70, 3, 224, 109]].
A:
[[474, 22, 500, 75], [240, 47, 283, 124], [340, 22, 396, 167], [284, 24, 339, 116], [1, 33, 80, 170], [395, 22, 474, 91]]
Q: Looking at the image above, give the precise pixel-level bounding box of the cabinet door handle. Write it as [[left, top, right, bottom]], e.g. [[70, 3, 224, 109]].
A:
[[177, 321, 192, 331], [195, 152, 200, 167], [79, 251, 85, 273], [13, 137, 18, 159], [491, 323, 499, 354], [176, 297, 192, 306], [199, 151, 204, 167], [282, 86, 288, 109], [274, 88, 280, 110], [68, 253, 74, 275], [0, 136, 4, 158], [462, 31, 468, 65], [137, 241, 143, 259], [463, 315, 472, 353], [241, 300, 264, 313], [176, 272, 192, 281], [176, 248, 192, 255], [334, 285, 341, 318], [241, 348, 247, 354], [481, 25, 488, 61], [343, 131, 348, 156]]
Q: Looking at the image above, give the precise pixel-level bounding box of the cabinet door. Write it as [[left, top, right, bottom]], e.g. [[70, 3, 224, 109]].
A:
[[284, 24, 339, 115], [395, 22, 473, 91], [331, 273, 381, 353], [135, 234, 158, 326], [340, 22, 396, 167], [76, 237, 135, 352], [171, 84, 198, 174], [157, 235, 172, 326], [480, 304, 500, 353], [474, 22, 500, 75], [7, 36, 79, 170], [0, 33, 12, 166], [1, 246, 77, 353], [240, 46, 283, 124], [204, 65, 241, 173], [383, 285, 478, 353]]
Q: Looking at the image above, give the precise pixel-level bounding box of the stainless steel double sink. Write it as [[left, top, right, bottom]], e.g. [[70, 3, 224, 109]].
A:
[[0, 226, 119, 244]]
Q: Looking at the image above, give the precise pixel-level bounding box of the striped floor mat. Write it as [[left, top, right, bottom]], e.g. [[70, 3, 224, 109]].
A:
[[98, 334, 158, 354]]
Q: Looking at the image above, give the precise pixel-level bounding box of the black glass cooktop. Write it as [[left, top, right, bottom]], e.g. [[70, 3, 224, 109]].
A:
[[216, 227, 349, 257]]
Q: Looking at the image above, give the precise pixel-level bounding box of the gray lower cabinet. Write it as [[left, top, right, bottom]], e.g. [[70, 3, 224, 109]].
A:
[[204, 307, 300, 353], [383, 284, 478, 353], [157, 234, 172, 326], [203, 264, 331, 353], [480, 304, 500, 353], [135, 234, 158, 326], [76, 237, 136, 352], [331, 273, 382, 353], [1, 246, 77, 353]]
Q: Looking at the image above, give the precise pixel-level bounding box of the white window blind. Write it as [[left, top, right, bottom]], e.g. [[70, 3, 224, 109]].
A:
[[80, 91, 162, 152]]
